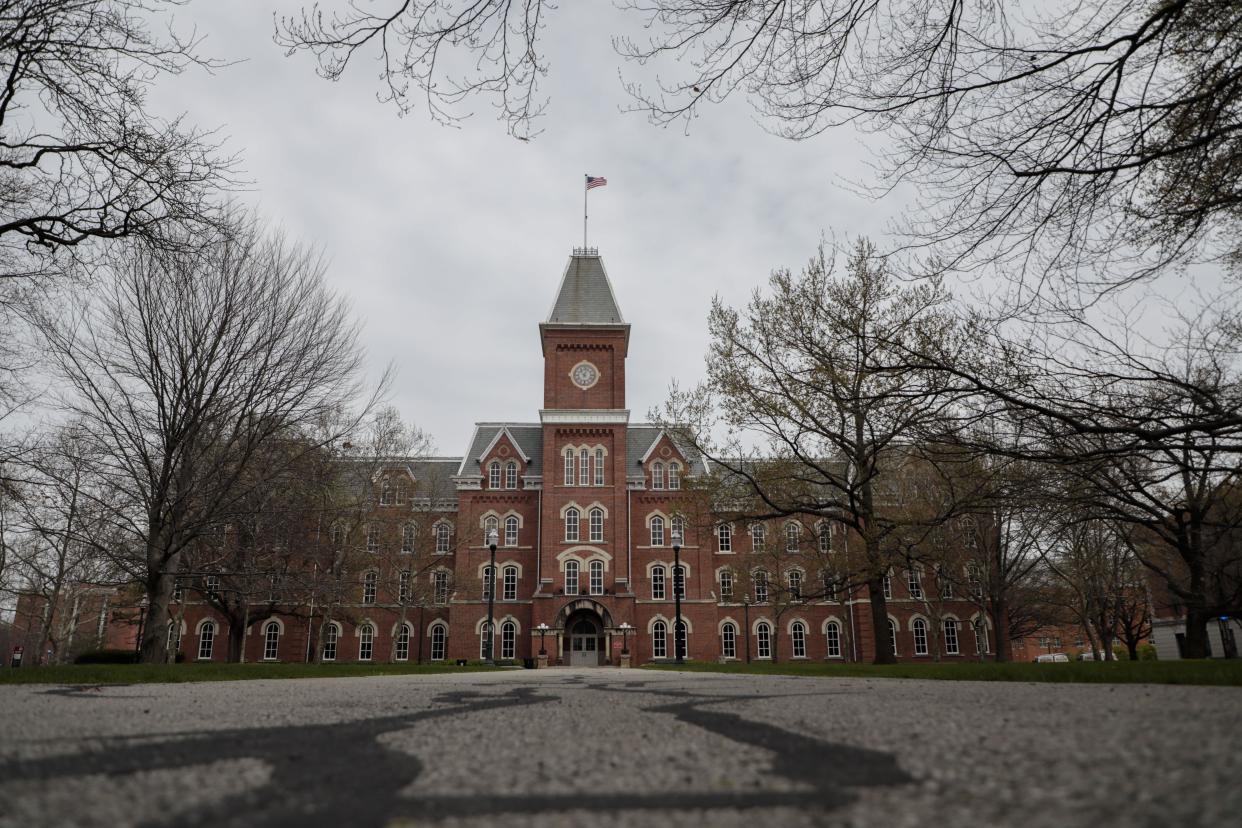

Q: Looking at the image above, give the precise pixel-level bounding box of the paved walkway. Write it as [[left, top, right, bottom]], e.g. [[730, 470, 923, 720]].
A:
[[0, 668, 1237, 827]]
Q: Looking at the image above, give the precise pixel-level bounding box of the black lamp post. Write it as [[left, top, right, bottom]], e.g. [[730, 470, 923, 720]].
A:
[[537, 622, 549, 656], [742, 594, 751, 664], [485, 528, 498, 664], [619, 621, 632, 655], [672, 526, 685, 664]]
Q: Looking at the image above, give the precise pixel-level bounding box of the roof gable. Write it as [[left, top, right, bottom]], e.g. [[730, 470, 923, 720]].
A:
[[545, 252, 626, 326]]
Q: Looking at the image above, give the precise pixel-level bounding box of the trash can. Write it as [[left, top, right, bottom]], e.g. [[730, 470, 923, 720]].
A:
[[522, 657, 535, 669], [11, 646, 23, 668]]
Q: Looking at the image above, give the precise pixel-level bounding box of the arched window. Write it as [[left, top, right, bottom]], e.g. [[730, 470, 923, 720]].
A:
[[505, 461, 518, 489], [359, 623, 374, 661], [671, 515, 686, 544], [668, 462, 681, 490], [818, 522, 832, 554], [823, 569, 839, 602], [380, 476, 393, 505], [721, 622, 737, 659], [650, 515, 665, 546], [717, 523, 732, 553], [330, 523, 345, 549], [579, 448, 590, 485], [974, 619, 989, 654], [479, 621, 493, 660], [673, 564, 686, 599], [395, 480, 407, 505], [484, 515, 499, 546], [883, 570, 893, 600], [563, 448, 576, 486], [481, 565, 495, 600], [488, 461, 501, 489], [501, 620, 517, 659], [944, 619, 960, 655], [785, 522, 800, 552], [825, 621, 842, 658], [399, 570, 412, 603], [750, 524, 766, 552], [589, 507, 605, 542], [788, 570, 803, 600], [754, 570, 769, 603], [429, 623, 447, 661], [589, 560, 605, 595], [652, 620, 668, 659], [362, 571, 377, 605], [433, 571, 449, 605], [888, 619, 899, 656], [198, 621, 215, 660], [401, 522, 416, 554], [594, 448, 605, 486], [651, 461, 665, 490], [791, 621, 807, 658], [394, 623, 411, 661], [263, 621, 281, 661], [435, 523, 452, 553], [967, 564, 984, 600], [651, 565, 666, 600], [756, 622, 772, 659], [366, 526, 379, 554], [719, 569, 733, 602], [564, 507, 580, 542], [322, 623, 339, 661], [503, 565, 518, 601], [564, 560, 580, 596], [504, 515, 519, 547], [908, 567, 924, 599], [913, 618, 929, 655], [166, 621, 181, 656]]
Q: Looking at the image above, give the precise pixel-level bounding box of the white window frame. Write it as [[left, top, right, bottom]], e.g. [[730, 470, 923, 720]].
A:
[[908, 567, 924, 600], [433, 571, 449, 605], [430, 623, 447, 661], [652, 620, 667, 659], [651, 565, 666, 600], [721, 622, 737, 658], [589, 560, 605, 595], [668, 463, 681, 490], [754, 570, 769, 603], [650, 515, 665, 547], [504, 515, 519, 547], [788, 570, 802, 600], [435, 523, 452, 553], [791, 621, 807, 658], [401, 523, 415, 554], [366, 526, 379, 554], [719, 570, 733, 602], [589, 508, 604, 543], [501, 620, 517, 659], [564, 560, 580, 596], [197, 621, 215, 661], [579, 448, 589, 485], [505, 461, 518, 489], [888, 619, 899, 656], [322, 623, 339, 661], [395, 623, 411, 661], [913, 618, 929, 655], [594, 448, 605, 486], [825, 621, 842, 658], [359, 624, 374, 661], [484, 515, 499, 547], [399, 570, 412, 603], [750, 524, 765, 552], [785, 522, 800, 552], [883, 571, 893, 600], [944, 619, 960, 655], [717, 523, 732, 553], [503, 565, 518, 601], [564, 449, 575, 486], [756, 622, 772, 659], [362, 571, 377, 605], [651, 461, 664, 490], [565, 508, 580, 542], [818, 522, 831, 554], [263, 622, 280, 661], [673, 564, 686, 599], [482, 564, 495, 601], [489, 461, 501, 489]]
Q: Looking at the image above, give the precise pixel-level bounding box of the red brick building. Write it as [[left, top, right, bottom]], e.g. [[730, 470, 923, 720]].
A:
[[14, 249, 995, 666]]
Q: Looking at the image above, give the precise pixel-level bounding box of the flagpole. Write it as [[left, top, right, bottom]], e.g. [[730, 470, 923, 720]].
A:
[[583, 175, 588, 248]]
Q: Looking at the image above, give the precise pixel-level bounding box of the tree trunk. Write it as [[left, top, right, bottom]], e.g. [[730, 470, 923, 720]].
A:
[[868, 577, 896, 664], [991, 596, 1011, 663], [139, 566, 176, 664], [1183, 608, 1211, 658], [227, 603, 249, 663]]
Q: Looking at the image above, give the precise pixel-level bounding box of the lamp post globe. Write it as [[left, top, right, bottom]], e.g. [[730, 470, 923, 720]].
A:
[[671, 526, 684, 664], [536, 622, 549, 656], [619, 621, 632, 655], [485, 529, 499, 664]]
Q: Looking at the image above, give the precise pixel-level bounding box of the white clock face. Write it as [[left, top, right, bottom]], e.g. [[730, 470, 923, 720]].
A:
[[571, 361, 599, 389]]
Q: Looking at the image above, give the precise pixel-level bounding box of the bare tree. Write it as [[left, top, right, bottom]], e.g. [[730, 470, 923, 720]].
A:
[[34, 212, 382, 663], [1, 0, 233, 280], [659, 238, 969, 663]]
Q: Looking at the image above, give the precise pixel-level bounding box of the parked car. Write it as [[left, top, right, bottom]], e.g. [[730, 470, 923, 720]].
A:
[[1035, 653, 1070, 663]]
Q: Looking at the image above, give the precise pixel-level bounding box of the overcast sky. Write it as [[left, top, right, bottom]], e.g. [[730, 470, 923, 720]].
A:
[[138, 0, 906, 455]]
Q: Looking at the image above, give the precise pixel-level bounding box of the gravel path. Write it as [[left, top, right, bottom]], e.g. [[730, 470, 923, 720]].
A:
[[0, 668, 1237, 827]]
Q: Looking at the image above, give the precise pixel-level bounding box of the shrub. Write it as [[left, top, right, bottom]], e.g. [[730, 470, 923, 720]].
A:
[[1138, 643, 1158, 661], [74, 650, 140, 665]]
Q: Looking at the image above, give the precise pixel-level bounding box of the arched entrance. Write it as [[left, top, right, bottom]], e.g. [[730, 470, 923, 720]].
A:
[[567, 613, 602, 667]]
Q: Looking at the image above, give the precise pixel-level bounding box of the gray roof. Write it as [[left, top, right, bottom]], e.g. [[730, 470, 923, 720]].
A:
[[458, 424, 545, 477], [545, 252, 626, 326], [626, 426, 709, 475], [334, 457, 461, 507]]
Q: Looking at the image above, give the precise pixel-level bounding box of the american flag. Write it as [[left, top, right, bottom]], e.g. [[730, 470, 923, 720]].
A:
[[585, 175, 608, 189]]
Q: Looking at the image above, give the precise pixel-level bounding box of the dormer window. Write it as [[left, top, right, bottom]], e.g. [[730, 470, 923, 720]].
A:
[[488, 461, 501, 489], [651, 462, 665, 490], [379, 476, 393, 506], [668, 462, 681, 490], [505, 461, 518, 489]]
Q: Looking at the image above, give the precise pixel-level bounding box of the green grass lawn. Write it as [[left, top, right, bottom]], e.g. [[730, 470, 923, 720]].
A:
[[0, 661, 502, 686], [644, 659, 1242, 686]]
